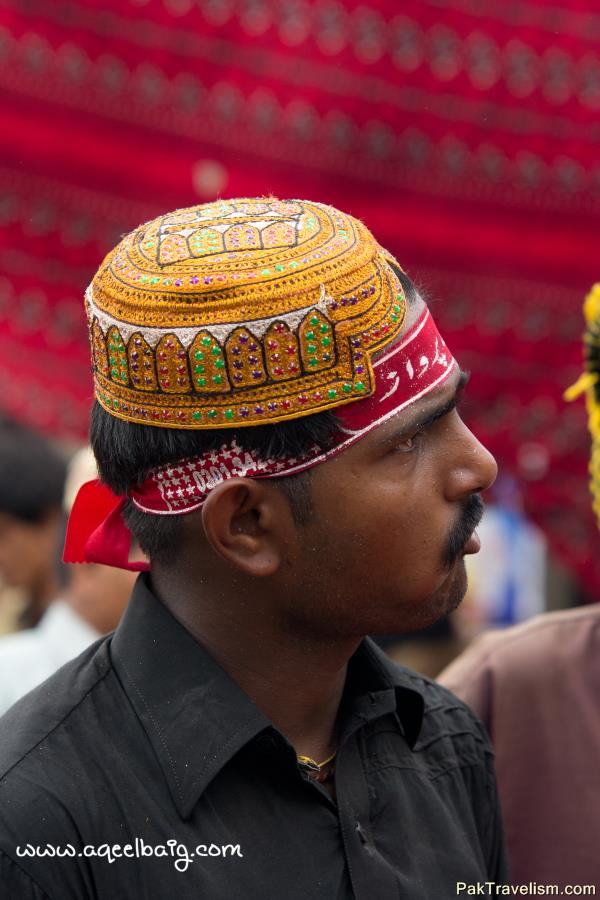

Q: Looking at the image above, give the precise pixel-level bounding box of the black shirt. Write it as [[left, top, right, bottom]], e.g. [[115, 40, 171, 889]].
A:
[[0, 575, 507, 899]]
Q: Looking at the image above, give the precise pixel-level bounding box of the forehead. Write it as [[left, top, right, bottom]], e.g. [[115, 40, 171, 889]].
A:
[[323, 371, 464, 492], [362, 365, 464, 449]]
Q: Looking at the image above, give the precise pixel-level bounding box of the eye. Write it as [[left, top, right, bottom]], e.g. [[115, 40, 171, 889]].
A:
[[392, 431, 422, 453]]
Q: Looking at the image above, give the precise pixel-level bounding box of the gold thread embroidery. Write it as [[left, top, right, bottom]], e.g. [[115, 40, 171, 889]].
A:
[[86, 197, 407, 428]]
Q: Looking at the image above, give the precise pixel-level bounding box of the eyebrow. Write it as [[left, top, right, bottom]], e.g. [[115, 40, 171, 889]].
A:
[[379, 370, 471, 446]]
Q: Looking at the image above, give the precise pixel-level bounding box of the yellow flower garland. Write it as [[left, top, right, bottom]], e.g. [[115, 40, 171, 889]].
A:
[[564, 284, 600, 527]]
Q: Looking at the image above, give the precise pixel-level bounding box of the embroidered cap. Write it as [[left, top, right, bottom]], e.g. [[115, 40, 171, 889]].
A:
[[87, 197, 407, 429]]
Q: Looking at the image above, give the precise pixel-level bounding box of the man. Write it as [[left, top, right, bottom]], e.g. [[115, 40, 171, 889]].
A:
[[438, 283, 600, 889], [0, 447, 135, 715], [0, 198, 504, 898], [0, 418, 67, 632]]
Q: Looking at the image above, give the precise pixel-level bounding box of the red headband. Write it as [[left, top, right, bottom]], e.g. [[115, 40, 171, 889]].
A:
[[64, 309, 457, 570]]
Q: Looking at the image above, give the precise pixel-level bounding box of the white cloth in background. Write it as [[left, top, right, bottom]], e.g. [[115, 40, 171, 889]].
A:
[[0, 601, 99, 716]]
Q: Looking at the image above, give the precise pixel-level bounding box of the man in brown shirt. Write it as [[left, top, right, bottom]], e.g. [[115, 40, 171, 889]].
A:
[[439, 605, 600, 886]]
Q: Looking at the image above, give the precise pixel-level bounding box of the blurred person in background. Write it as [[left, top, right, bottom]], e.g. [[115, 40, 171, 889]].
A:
[[438, 284, 600, 889], [0, 446, 135, 716], [0, 417, 67, 632]]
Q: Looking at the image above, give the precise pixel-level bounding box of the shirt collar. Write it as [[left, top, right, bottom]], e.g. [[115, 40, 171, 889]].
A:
[[343, 638, 425, 749], [110, 574, 424, 819]]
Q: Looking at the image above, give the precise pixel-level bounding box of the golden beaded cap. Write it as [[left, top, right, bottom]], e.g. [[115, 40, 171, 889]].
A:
[[86, 197, 407, 429]]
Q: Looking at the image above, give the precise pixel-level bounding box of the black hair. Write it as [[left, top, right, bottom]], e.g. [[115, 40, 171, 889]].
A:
[[90, 267, 420, 566], [91, 405, 341, 564], [0, 417, 68, 523]]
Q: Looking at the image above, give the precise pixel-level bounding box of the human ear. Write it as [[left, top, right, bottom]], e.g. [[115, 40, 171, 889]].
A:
[[200, 479, 287, 577]]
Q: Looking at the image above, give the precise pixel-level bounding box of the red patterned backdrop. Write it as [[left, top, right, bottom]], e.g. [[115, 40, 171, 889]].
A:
[[1, 0, 599, 592]]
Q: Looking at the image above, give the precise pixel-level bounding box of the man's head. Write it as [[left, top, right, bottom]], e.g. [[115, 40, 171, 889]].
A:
[[84, 197, 496, 636], [0, 418, 67, 599]]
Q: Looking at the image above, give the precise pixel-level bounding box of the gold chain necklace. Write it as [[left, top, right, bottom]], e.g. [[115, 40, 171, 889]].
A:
[[297, 750, 337, 783]]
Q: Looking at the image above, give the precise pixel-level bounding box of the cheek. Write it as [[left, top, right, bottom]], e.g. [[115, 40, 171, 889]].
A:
[[0, 532, 27, 568], [341, 484, 445, 563], [0, 526, 53, 582], [315, 485, 448, 598]]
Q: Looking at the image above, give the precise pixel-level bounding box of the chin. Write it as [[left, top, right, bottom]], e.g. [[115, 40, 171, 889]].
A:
[[438, 558, 468, 614], [376, 561, 469, 636]]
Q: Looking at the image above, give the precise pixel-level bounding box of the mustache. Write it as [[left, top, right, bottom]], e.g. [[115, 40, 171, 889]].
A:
[[442, 494, 485, 568]]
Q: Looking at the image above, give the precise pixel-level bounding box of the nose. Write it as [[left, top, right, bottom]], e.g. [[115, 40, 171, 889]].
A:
[[445, 418, 498, 502]]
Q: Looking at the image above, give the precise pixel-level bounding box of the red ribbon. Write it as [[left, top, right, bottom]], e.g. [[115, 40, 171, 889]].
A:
[[63, 481, 150, 572]]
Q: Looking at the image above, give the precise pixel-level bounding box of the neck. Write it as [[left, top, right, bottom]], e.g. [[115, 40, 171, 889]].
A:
[[150, 568, 360, 762]]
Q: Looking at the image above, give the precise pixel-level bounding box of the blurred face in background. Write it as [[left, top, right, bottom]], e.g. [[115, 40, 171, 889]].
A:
[[0, 509, 62, 593], [67, 563, 135, 635]]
